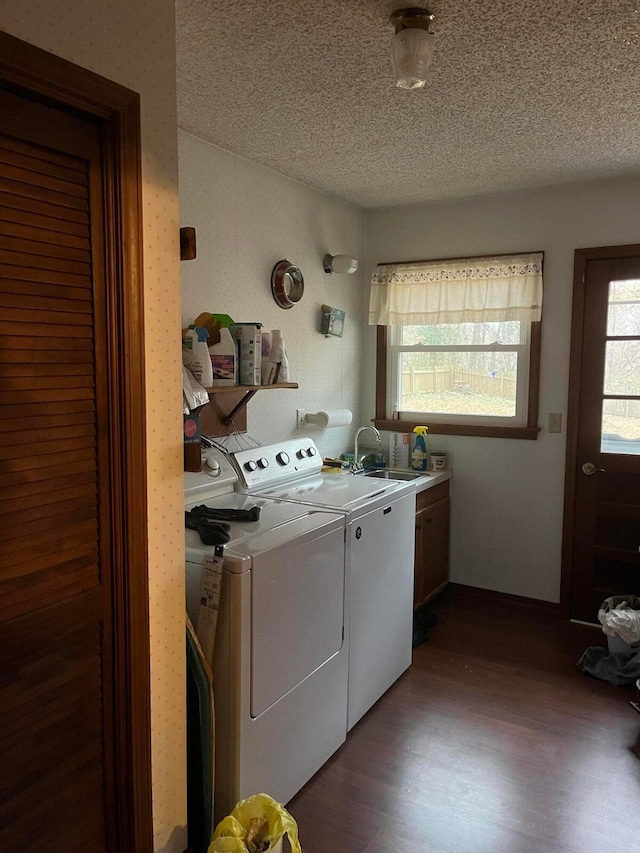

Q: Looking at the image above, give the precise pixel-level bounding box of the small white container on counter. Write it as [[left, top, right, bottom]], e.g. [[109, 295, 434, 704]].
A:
[[429, 452, 447, 471]]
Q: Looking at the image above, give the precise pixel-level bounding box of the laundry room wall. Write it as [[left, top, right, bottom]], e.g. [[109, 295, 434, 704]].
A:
[[1, 4, 186, 851], [363, 175, 640, 604], [179, 130, 366, 458]]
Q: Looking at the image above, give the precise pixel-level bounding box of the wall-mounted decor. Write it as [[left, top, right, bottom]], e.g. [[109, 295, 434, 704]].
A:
[[271, 259, 304, 309], [321, 304, 346, 337], [180, 226, 197, 260], [322, 253, 358, 274]]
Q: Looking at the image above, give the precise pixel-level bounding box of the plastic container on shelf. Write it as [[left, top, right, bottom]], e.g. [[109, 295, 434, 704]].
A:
[[232, 323, 262, 386], [270, 329, 290, 382], [261, 331, 272, 359], [182, 324, 197, 367], [188, 326, 213, 387], [209, 326, 237, 386], [260, 331, 272, 385], [262, 329, 290, 384]]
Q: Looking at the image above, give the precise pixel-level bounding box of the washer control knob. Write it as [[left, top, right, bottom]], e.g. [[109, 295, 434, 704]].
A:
[[244, 460, 257, 472], [307, 447, 317, 457], [296, 449, 306, 460], [276, 451, 290, 466], [203, 456, 221, 476], [257, 457, 269, 469]]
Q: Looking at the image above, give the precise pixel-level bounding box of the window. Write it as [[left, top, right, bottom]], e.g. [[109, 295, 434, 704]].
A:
[[601, 277, 640, 455], [370, 253, 543, 439]]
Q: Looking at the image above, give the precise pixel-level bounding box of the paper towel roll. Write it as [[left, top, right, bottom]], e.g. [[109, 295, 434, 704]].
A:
[[304, 409, 353, 428]]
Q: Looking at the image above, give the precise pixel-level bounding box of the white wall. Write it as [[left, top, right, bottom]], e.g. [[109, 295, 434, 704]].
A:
[[365, 176, 640, 602], [1, 5, 185, 851], [179, 131, 366, 458]]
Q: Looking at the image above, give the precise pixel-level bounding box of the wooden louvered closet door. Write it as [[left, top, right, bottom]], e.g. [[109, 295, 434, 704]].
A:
[[0, 89, 117, 850]]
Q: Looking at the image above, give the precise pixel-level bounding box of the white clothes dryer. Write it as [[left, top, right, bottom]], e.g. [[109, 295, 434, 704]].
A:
[[185, 450, 348, 824]]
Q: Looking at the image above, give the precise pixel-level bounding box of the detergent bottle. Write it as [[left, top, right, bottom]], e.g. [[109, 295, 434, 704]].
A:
[[209, 326, 237, 386], [188, 326, 213, 387], [411, 426, 429, 471]]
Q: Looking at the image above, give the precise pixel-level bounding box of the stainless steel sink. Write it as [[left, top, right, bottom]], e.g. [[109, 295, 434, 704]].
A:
[[363, 469, 426, 481]]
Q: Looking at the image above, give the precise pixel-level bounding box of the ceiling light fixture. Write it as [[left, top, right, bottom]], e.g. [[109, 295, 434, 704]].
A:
[[390, 7, 436, 91]]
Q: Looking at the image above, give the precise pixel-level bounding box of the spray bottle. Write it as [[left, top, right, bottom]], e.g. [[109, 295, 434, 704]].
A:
[[411, 426, 429, 472]]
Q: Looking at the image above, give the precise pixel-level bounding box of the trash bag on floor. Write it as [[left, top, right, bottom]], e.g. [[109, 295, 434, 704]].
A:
[[208, 793, 301, 853], [598, 595, 640, 648]]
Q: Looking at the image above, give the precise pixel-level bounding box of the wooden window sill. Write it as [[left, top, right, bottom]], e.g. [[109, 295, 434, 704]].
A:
[[373, 418, 540, 440]]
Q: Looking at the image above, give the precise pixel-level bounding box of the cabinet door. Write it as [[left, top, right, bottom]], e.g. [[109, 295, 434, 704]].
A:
[[414, 510, 425, 609], [414, 483, 450, 610], [421, 496, 450, 603]]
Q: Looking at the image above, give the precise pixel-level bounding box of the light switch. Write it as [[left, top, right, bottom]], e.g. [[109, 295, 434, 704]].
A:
[[548, 412, 562, 433]]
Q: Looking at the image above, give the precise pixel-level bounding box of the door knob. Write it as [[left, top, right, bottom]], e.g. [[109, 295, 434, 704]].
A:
[[582, 462, 607, 475]]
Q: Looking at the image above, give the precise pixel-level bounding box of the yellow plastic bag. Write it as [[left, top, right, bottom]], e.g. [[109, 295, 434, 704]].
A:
[[208, 793, 302, 853]]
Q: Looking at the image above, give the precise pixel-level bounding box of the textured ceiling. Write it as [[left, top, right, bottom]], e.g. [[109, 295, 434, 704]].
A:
[[176, 0, 640, 208]]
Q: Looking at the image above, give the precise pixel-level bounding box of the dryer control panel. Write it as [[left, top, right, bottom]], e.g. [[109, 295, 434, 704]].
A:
[[231, 438, 322, 490]]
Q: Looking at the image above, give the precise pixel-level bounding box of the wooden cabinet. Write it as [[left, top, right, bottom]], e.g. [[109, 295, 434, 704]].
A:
[[414, 480, 450, 610]]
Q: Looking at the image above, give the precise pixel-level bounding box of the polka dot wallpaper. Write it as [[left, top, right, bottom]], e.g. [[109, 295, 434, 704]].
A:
[[1, 4, 186, 851]]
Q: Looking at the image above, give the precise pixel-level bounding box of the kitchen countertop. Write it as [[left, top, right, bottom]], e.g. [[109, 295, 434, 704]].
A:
[[398, 469, 452, 494]]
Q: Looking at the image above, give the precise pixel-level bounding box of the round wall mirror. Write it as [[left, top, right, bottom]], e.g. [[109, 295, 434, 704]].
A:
[[271, 259, 304, 309]]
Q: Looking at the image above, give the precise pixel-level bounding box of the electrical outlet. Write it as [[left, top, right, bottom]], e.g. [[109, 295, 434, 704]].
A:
[[296, 409, 306, 428], [548, 412, 562, 433]]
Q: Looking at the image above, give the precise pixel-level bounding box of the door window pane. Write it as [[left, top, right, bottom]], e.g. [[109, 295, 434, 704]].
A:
[[603, 340, 640, 395], [601, 398, 640, 455], [400, 351, 517, 416], [607, 279, 640, 335]]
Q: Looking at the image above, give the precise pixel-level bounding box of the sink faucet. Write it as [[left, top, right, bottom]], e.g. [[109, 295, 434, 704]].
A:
[[352, 425, 381, 473]]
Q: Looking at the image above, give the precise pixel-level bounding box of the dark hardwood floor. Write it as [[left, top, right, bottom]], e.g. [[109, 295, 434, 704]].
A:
[[286, 587, 640, 853]]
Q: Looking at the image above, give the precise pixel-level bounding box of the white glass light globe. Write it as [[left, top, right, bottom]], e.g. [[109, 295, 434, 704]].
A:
[[390, 28, 435, 90]]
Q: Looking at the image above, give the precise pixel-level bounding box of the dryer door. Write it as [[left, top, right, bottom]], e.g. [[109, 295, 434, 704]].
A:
[[246, 517, 345, 717]]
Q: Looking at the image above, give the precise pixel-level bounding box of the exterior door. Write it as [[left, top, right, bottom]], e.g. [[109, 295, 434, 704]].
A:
[[0, 34, 151, 851], [562, 246, 640, 622]]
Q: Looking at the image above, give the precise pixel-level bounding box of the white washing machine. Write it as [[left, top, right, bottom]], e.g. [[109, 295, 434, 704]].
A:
[[185, 449, 348, 824], [228, 438, 417, 731]]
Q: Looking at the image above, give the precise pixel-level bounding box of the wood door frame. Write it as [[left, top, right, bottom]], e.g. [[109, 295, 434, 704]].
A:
[[560, 242, 640, 619], [0, 32, 153, 850]]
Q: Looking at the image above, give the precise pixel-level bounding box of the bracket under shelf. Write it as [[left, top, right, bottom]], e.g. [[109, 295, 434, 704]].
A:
[[199, 383, 298, 436]]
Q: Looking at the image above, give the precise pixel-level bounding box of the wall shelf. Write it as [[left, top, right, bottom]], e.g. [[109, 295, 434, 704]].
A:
[[199, 383, 298, 435]]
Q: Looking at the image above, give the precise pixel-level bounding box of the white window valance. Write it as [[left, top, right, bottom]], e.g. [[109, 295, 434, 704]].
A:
[[368, 252, 543, 326]]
